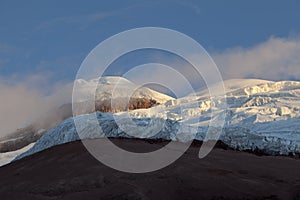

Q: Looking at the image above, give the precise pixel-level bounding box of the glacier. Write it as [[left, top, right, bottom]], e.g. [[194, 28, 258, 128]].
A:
[[0, 143, 35, 166], [15, 79, 300, 161]]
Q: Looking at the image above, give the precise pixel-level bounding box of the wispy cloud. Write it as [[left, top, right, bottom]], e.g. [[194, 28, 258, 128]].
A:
[[33, 3, 139, 31], [0, 43, 18, 54], [115, 35, 300, 95], [34, 11, 116, 32], [33, 2, 148, 32], [0, 74, 72, 136], [212, 36, 300, 81], [1, 35, 300, 136]]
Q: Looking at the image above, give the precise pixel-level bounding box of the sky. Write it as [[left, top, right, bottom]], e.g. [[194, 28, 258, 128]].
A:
[[1, 0, 300, 135]]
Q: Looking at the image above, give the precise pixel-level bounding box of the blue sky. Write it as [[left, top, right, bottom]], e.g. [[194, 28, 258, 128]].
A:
[[1, 0, 300, 135], [1, 0, 300, 85]]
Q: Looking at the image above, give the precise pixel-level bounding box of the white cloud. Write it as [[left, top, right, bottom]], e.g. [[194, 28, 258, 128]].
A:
[[0, 74, 72, 137], [117, 36, 300, 96], [1, 35, 300, 136], [212, 36, 300, 80]]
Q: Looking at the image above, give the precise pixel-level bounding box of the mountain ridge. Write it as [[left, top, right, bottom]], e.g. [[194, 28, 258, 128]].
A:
[[13, 78, 300, 162]]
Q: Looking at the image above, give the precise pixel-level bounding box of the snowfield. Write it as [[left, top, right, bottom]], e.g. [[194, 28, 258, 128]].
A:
[[0, 143, 35, 166], [14, 78, 300, 161], [73, 76, 174, 103]]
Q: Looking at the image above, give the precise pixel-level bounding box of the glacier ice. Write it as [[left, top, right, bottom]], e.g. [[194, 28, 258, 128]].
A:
[[15, 79, 300, 160]]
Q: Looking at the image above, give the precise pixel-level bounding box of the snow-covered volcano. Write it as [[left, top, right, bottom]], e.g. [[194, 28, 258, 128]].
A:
[[14, 78, 300, 161], [0, 77, 173, 164]]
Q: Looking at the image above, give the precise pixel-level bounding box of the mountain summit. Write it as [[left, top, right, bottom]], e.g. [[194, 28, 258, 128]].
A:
[[13, 78, 300, 161], [0, 76, 173, 156]]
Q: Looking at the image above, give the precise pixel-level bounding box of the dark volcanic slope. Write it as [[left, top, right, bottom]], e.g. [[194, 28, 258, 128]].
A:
[[0, 139, 299, 200]]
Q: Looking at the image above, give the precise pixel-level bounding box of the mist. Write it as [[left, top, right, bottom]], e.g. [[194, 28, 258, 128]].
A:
[[0, 75, 73, 137]]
